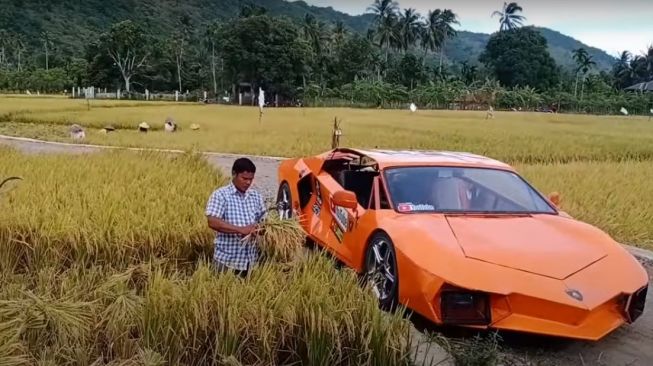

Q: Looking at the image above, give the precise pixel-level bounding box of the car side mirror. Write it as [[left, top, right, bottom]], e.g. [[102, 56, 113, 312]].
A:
[[332, 190, 358, 210], [548, 192, 561, 207]]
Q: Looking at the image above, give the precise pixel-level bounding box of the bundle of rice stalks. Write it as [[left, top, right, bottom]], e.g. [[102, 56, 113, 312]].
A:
[[247, 211, 306, 264], [0, 319, 29, 366]]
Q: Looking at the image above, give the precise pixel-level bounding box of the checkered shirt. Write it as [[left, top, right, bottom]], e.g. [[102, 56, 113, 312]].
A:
[[205, 182, 266, 271]]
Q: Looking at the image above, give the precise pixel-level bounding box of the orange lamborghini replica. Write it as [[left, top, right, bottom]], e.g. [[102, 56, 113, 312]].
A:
[[275, 148, 648, 341]]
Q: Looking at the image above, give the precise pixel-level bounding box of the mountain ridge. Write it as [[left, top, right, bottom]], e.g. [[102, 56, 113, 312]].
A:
[[0, 0, 616, 71]]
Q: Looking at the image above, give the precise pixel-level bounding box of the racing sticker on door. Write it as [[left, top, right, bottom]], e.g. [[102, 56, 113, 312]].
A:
[[330, 201, 352, 243], [312, 179, 322, 215]]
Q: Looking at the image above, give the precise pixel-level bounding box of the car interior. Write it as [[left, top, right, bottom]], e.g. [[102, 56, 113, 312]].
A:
[[322, 152, 379, 209]]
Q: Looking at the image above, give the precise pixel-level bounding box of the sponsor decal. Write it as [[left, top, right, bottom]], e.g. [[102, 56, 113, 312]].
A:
[[397, 203, 435, 212], [333, 205, 349, 231], [331, 220, 344, 242], [312, 179, 323, 215], [315, 180, 322, 203]]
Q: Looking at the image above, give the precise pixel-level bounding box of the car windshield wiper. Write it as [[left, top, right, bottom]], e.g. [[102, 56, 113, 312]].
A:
[[443, 211, 534, 217]]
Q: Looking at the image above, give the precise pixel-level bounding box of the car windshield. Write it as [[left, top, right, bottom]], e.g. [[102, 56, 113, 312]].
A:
[[383, 166, 556, 214]]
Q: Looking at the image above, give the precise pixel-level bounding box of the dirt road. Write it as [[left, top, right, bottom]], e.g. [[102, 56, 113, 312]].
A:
[[2, 135, 651, 366]]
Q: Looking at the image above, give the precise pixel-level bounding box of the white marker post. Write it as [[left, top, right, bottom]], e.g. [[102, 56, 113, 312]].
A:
[[258, 87, 265, 122]]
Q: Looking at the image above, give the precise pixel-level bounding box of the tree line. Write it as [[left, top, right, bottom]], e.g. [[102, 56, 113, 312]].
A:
[[0, 1, 651, 114]]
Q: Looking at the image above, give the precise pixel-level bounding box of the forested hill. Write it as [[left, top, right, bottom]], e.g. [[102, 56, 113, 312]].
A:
[[446, 28, 616, 71], [0, 0, 372, 53], [0, 0, 615, 70]]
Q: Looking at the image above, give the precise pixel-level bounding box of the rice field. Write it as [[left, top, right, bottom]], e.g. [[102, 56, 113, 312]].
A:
[[1, 96, 652, 248], [1, 97, 653, 164], [0, 147, 415, 365], [1, 96, 653, 364]]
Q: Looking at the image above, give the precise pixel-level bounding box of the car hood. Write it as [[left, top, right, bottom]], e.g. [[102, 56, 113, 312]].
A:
[[444, 215, 609, 280]]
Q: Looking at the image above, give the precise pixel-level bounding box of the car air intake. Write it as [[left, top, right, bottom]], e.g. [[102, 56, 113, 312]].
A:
[[626, 285, 648, 323], [440, 290, 491, 325]]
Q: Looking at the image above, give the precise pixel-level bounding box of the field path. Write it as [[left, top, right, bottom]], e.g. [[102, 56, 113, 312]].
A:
[[2, 134, 652, 366]]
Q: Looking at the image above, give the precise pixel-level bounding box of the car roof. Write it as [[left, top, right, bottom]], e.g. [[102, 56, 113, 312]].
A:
[[339, 148, 514, 170]]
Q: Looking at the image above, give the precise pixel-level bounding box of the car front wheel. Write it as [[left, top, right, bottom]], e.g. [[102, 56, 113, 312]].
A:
[[364, 232, 399, 310]]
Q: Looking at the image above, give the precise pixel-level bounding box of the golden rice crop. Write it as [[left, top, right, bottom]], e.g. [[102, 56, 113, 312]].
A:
[[519, 160, 653, 247], [0, 147, 221, 272], [0, 257, 413, 365], [2, 97, 653, 164], [0, 147, 416, 365]]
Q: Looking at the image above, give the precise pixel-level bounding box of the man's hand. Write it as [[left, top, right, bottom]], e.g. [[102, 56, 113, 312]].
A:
[[239, 224, 258, 236]]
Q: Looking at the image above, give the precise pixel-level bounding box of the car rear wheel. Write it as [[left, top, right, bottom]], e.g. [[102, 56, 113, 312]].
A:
[[364, 232, 399, 310], [276, 182, 293, 220]]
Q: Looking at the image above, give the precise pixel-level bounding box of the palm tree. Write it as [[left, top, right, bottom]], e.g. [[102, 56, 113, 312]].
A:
[[302, 14, 332, 90], [367, 0, 399, 22], [492, 2, 526, 31], [204, 22, 221, 95], [428, 9, 459, 74], [332, 21, 348, 48], [367, 0, 400, 64], [40, 31, 52, 70], [612, 51, 634, 88], [643, 45, 653, 77], [398, 8, 421, 52], [418, 24, 434, 63], [572, 48, 596, 100]]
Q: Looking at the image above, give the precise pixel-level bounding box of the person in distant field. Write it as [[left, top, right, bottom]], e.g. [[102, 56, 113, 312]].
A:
[[205, 158, 266, 278], [485, 105, 495, 120]]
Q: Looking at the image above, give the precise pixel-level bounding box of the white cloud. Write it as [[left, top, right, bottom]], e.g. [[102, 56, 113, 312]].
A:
[[302, 0, 653, 54]]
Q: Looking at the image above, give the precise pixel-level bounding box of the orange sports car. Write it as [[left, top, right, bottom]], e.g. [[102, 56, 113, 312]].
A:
[[275, 148, 648, 341]]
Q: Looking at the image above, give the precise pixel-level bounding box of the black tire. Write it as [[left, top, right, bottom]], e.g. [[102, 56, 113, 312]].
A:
[[276, 182, 293, 220], [363, 231, 399, 311]]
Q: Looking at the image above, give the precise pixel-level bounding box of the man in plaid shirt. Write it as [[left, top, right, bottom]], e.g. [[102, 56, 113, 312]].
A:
[[205, 158, 266, 277]]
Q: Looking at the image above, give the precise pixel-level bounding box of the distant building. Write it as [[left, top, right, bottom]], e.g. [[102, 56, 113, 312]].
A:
[[624, 80, 653, 92]]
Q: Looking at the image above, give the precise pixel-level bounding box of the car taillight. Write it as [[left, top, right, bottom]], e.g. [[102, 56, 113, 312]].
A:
[[440, 290, 491, 325], [625, 285, 647, 323]]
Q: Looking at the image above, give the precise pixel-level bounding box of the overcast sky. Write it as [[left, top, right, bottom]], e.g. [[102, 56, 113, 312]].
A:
[[303, 0, 653, 56]]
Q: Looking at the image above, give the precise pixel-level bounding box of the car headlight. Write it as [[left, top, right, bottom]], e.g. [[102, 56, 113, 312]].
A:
[[440, 288, 491, 325]]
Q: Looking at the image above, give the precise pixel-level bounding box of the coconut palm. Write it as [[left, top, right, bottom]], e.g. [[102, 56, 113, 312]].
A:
[[492, 2, 526, 31], [302, 14, 332, 90], [397, 8, 421, 52], [332, 21, 348, 48], [612, 51, 634, 88], [367, 0, 399, 22], [428, 9, 459, 74], [367, 0, 400, 63], [572, 48, 596, 100], [643, 45, 653, 76]]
